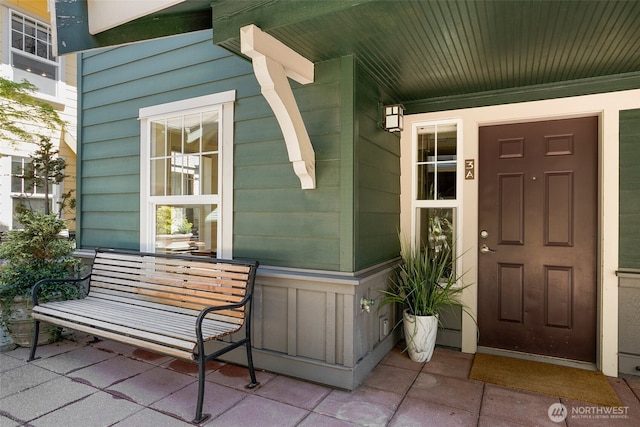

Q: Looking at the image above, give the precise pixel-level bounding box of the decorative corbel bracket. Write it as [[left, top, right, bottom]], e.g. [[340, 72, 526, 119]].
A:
[[240, 24, 316, 189]]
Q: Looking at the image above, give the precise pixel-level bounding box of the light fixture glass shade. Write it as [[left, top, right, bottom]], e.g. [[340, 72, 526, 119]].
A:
[[384, 104, 404, 132]]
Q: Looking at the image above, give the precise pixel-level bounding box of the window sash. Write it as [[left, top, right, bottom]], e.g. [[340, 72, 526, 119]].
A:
[[139, 91, 235, 257]]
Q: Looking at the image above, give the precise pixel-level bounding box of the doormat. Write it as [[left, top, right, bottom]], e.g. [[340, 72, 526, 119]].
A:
[[469, 353, 621, 407]]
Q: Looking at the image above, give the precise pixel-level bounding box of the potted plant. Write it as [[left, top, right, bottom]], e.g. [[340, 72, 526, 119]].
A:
[[380, 238, 470, 362], [0, 210, 83, 347]]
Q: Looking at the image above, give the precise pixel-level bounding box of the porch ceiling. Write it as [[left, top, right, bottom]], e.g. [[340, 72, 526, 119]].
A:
[[212, 0, 640, 104], [55, 1, 640, 107]]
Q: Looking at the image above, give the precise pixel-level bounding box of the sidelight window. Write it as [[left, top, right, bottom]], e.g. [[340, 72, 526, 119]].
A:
[[412, 120, 461, 259]]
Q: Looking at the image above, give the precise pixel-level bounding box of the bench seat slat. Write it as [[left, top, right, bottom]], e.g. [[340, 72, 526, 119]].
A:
[[89, 288, 246, 320], [86, 292, 243, 324], [89, 279, 245, 307], [89, 276, 246, 303]]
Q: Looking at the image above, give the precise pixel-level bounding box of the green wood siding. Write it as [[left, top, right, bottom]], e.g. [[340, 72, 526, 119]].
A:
[[232, 57, 344, 270], [354, 64, 401, 270], [78, 31, 256, 251], [620, 108, 640, 269], [79, 32, 401, 271]]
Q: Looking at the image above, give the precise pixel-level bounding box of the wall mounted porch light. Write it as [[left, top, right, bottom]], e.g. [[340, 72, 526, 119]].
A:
[[383, 104, 404, 132]]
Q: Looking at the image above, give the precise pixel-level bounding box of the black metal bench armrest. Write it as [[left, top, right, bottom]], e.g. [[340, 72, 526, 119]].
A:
[[195, 294, 252, 342], [31, 273, 92, 306]]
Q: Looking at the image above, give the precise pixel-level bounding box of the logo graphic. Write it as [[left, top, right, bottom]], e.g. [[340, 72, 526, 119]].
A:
[[548, 403, 568, 423]]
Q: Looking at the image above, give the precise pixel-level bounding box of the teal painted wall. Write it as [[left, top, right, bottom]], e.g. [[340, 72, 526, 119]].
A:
[[353, 64, 401, 270], [619, 108, 640, 269], [233, 56, 346, 270], [78, 32, 401, 272], [79, 31, 256, 250]]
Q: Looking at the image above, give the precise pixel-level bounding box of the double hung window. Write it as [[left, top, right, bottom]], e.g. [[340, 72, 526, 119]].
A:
[[10, 156, 53, 227], [412, 120, 462, 265], [139, 91, 235, 257], [5, 9, 60, 97]]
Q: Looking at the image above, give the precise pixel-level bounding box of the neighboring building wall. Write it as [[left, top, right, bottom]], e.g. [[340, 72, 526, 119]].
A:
[[0, 0, 77, 231], [618, 108, 640, 375]]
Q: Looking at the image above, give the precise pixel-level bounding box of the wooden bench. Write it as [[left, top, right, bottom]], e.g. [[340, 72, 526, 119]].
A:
[[28, 248, 260, 423]]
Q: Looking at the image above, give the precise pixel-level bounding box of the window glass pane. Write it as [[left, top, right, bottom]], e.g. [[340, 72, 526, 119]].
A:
[[150, 158, 166, 196], [151, 120, 166, 157], [11, 14, 22, 31], [437, 130, 457, 161], [438, 167, 456, 199], [183, 113, 201, 153], [169, 156, 183, 196], [417, 163, 434, 200], [11, 23, 24, 50], [417, 126, 435, 162], [201, 111, 219, 152], [24, 18, 36, 36], [168, 117, 182, 154], [201, 153, 218, 195], [183, 154, 199, 196], [12, 52, 57, 79], [11, 158, 23, 192], [417, 208, 455, 275], [155, 204, 218, 256]]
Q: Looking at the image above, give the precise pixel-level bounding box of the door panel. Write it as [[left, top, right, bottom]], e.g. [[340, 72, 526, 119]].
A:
[[478, 117, 597, 362]]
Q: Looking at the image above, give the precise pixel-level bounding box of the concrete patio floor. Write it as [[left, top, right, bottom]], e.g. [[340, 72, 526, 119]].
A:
[[1, 334, 639, 426]]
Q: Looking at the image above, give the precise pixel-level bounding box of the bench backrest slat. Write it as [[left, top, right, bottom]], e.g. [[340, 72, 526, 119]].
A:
[[88, 249, 258, 324]]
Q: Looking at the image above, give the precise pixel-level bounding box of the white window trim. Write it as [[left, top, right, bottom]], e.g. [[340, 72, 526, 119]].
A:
[[139, 91, 236, 257], [1, 7, 66, 103], [410, 118, 464, 274]]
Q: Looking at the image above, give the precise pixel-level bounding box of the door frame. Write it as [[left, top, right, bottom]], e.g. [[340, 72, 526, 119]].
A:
[[400, 88, 640, 377]]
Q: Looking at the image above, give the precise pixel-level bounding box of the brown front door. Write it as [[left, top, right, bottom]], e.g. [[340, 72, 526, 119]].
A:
[[478, 117, 597, 362]]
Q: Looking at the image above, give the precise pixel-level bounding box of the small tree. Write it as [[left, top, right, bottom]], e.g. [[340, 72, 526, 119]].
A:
[[1, 77, 74, 220], [0, 78, 64, 143], [20, 136, 75, 217]]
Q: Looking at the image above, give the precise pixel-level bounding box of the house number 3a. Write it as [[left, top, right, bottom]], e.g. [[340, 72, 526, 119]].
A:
[[465, 159, 475, 180]]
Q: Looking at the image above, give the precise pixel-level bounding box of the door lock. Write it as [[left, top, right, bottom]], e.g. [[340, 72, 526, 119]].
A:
[[480, 244, 496, 254]]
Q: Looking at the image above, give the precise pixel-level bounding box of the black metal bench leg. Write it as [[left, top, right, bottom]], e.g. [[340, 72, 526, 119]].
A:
[[28, 319, 40, 362], [245, 341, 259, 389], [192, 352, 209, 424]]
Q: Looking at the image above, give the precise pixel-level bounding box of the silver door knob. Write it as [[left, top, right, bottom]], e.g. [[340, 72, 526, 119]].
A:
[[480, 244, 496, 254]]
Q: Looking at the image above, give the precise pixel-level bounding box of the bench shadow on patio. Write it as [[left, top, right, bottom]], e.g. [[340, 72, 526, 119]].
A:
[[1, 334, 639, 426]]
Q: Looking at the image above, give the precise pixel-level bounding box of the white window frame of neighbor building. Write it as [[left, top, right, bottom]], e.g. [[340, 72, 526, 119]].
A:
[[139, 91, 235, 258], [1, 7, 65, 101], [411, 119, 463, 276]]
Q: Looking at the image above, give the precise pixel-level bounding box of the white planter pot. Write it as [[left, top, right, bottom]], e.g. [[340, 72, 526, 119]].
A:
[[403, 309, 438, 363]]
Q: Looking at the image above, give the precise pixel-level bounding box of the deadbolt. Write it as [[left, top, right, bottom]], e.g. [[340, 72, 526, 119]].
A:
[[480, 230, 489, 239]]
